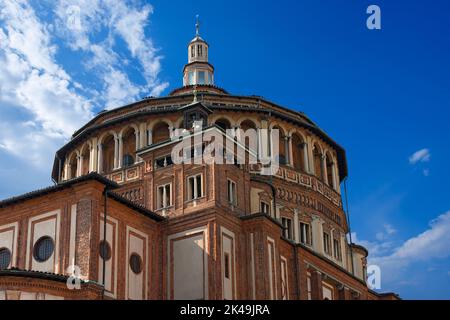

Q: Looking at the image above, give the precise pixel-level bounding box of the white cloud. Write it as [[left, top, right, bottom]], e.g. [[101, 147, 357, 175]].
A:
[[0, 0, 168, 171], [365, 211, 450, 284], [103, 69, 140, 109], [391, 211, 450, 261], [54, 0, 169, 106], [409, 148, 431, 165], [375, 223, 397, 241], [0, 0, 94, 169]]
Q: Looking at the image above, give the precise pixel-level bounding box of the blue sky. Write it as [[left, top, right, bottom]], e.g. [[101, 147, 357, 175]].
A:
[[0, 0, 449, 299]]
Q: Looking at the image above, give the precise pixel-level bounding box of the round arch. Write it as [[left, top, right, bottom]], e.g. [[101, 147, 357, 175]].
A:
[[236, 117, 260, 128], [210, 114, 236, 128]]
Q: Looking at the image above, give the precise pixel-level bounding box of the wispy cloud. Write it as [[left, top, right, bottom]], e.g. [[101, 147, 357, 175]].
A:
[[0, 0, 93, 168], [375, 223, 397, 241], [409, 148, 431, 165], [0, 0, 167, 171], [361, 211, 450, 285], [54, 0, 169, 108]]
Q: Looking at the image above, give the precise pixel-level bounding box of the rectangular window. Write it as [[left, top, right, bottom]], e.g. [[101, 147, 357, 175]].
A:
[[224, 253, 230, 279], [188, 71, 194, 85], [300, 222, 312, 246], [282, 218, 293, 240], [198, 71, 205, 84], [187, 174, 203, 200], [333, 238, 341, 261], [323, 232, 331, 255], [155, 155, 173, 169], [227, 179, 237, 205], [197, 44, 202, 56], [157, 183, 171, 209], [191, 45, 195, 58], [260, 201, 270, 214]]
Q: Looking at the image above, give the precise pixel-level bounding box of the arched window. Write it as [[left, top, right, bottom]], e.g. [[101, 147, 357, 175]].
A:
[[122, 127, 137, 167], [69, 153, 78, 179], [272, 125, 286, 165], [81, 145, 90, 175], [215, 118, 231, 131], [152, 122, 171, 144], [238, 120, 258, 163], [292, 133, 306, 172], [313, 144, 324, 181], [326, 154, 335, 188], [102, 134, 115, 173]]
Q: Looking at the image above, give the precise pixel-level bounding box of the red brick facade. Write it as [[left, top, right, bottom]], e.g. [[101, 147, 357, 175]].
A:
[[0, 79, 399, 300]]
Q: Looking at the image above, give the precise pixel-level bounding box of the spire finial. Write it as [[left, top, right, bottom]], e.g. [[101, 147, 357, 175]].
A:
[[195, 14, 200, 36]]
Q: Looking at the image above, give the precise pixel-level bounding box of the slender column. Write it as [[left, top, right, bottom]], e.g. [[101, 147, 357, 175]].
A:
[[256, 127, 261, 158], [330, 228, 335, 259], [321, 154, 328, 184], [307, 138, 315, 174], [91, 137, 98, 172], [67, 164, 72, 179], [293, 209, 300, 243], [88, 145, 94, 172], [287, 136, 293, 167], [193, 176, 198, 199], [340, 233, 347, 269], [118, 134, 123, 169], [97, 143, 103, 173], [139, 123, 146, 148], [311, 215, 324, 254], [147, 129, 153, 145], [113, 137, 119, 169], [134, 129, 140, 163], [78, 155, 83, 177], [334, 162, 341, 193], [64, 161, 69, 180], [302, 143, 309, 173]]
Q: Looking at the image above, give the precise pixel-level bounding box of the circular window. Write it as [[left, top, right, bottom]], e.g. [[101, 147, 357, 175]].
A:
[[99, 240, 111, 261], [33, 236, 54, 262], [129, 253, 142, 274], [0, 247, 11, 270]]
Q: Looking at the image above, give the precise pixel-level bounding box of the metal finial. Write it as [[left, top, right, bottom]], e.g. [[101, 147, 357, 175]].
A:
[[195, 14, 200, 36]]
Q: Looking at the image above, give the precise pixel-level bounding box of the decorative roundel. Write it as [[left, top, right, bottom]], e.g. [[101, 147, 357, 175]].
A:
[[33, 236, 54, 263], [129, 253, 143, 274], [0, 247, 11, 270], [99, 240, 112, 261]]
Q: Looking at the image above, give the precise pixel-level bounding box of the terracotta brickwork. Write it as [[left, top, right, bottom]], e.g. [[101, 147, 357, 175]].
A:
[[0, 81, 399, 300]]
